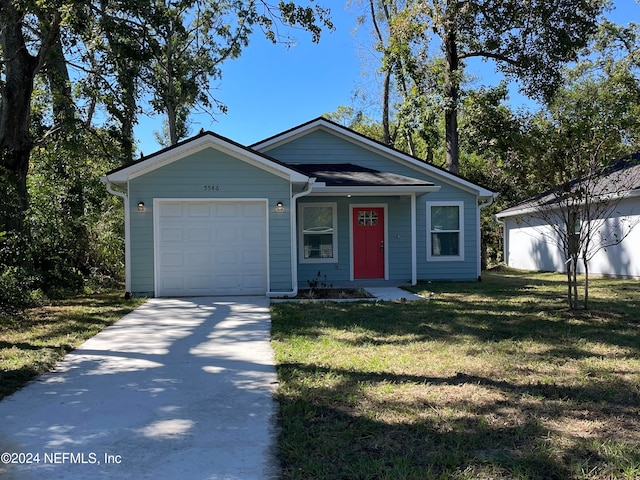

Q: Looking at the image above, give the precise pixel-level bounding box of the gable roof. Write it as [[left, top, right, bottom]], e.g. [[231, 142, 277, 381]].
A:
[[497, 153, 640, 218], [251, 117, 496, 199], [101, 129, 310, 190]]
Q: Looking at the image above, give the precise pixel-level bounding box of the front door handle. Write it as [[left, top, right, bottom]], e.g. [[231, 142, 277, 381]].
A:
[[380, 241, 384, 252]]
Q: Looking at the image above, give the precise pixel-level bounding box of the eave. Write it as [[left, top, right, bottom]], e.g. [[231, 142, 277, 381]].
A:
[[308, 185, 441, 196]]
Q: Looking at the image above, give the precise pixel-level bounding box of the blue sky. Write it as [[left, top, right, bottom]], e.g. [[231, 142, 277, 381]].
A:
[[134, 0, 639, 155]]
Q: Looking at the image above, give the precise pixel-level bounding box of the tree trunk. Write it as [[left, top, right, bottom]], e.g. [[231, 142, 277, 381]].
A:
[[443, 12, 460, 174], [45, 36, 76, 126], [167, 103, 179, 146], [119, 66, 139, 164], [583, 255, 590, 310], [566, 268, 573, 309], [0, 1, 40, 234], [382, 69, 391, 145], [572, 258, 579, 309], [369, 0, 391, 146]]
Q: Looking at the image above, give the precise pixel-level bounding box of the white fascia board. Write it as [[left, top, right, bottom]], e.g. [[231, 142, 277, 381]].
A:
[[496, 188, 640, 220], [496, 203, 568, 219], [495, 207, 534, 219], [254, 119, 496, 198], [104, 134, 308, 184], [309, 185, 441, 196], [252, 118, 326, 151]]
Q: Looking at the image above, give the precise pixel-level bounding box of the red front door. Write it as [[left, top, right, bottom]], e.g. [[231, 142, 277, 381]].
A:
[[353, 207, 385, 279]]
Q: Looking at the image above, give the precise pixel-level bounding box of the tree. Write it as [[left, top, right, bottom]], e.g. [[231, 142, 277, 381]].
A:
[[375, 0, 608, 174], [142, 0, 248, 146], [516, 156, 640, 309], [1, 0, 333, 310], [0, 0, 69, 234], [511, 49, 640, 308], [0, 0, 333, 237], [351, 0, 444, 161], [139, 0, 334, 145]]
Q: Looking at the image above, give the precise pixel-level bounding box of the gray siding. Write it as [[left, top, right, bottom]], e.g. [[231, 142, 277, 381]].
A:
[[267, 129, 481, 282], [128, 147, 293, 295], [297, 196, 415, 287], [418, 189, 479, 280]]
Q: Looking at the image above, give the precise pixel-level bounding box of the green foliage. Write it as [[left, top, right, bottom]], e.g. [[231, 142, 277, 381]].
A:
[[28, 130, 125, 292], [354, 0, 609, 173], [0, 266, 41, 315], [1, 0, 336, 313], [0, 128, 125, 311]]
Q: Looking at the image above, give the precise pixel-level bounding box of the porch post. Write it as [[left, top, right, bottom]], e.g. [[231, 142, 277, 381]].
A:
[[411, 193, 417, 285]]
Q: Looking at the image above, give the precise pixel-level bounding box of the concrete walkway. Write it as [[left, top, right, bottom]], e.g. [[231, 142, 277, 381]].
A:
[[0, 297, 278, 480], [364, 287, 425, 302]]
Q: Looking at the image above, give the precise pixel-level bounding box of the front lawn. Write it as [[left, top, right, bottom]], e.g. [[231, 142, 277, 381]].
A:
[[0, 292, 145, 400], [271, 271, 640, 479]]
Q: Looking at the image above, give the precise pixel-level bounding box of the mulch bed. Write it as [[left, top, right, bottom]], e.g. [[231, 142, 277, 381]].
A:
[[279, 288, 373, 300]]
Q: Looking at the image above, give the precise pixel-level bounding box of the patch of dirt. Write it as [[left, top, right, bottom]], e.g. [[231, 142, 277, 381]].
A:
[[280, 288, 373, 300]]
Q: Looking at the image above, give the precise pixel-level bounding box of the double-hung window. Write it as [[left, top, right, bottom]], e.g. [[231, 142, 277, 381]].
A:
[[300, 203, 337, 263], [427, 201, 464, 261]]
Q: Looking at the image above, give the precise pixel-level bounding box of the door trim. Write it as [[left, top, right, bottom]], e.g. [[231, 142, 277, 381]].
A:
[[349, 203, 388, 281]]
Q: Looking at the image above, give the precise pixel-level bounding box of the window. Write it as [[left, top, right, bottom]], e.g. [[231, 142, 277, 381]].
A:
[[427, 201, 464, 261], [300, 203, 337, 262], [358, 210, 379, 226]]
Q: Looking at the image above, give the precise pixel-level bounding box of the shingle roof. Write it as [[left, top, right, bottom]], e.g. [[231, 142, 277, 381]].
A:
[[287, 163, 435, 187], [497, 153, 640, 217]]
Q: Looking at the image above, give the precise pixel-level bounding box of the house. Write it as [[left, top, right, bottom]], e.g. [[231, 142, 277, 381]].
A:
[[101, 117, 496, 297], [496, 154, 640, 278]]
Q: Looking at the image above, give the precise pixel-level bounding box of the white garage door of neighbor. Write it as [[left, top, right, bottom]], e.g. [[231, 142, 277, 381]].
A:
[[156, 200, 268, 296]]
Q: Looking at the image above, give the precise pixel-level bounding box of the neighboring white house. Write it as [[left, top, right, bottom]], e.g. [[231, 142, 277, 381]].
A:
[[496, 154, 640, 278]]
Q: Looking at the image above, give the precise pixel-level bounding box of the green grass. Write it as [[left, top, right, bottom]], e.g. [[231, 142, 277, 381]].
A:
[[271, 270, 640, 479], [0, 292, 145, 400]]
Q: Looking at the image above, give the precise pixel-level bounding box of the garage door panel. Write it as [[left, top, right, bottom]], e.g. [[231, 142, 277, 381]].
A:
[[187, 250, 211, 267], [161, 251, 184, 267], [160, 203, 183, 217], [215, 204, 239, 217], [187, 227, 211, 242], [242, 250, 264, 265], [160, 227, 183, 242], [242, 274, 264, 288], [156, 200, 267, 296], [188, 275, 212, 290], [160, 277, 184, 290], [214, 250, 238, 265], [215, 226, 240, 243], [188, 204, 210, 216]]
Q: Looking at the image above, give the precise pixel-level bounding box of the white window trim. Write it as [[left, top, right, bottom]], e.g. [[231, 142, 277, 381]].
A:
[[426, 201, 465, 262], [298, 202, 338, 264]]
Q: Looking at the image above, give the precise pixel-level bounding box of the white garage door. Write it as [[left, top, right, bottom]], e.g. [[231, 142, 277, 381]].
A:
[[155, 200, 268, 296]]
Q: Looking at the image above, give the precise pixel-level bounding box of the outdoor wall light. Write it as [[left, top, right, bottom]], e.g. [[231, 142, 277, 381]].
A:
[[276, 201, 284, 212], [137, 201, 145, 212]]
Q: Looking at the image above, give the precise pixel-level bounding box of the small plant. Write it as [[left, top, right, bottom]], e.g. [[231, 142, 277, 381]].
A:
[[307, 271, 332, 296]]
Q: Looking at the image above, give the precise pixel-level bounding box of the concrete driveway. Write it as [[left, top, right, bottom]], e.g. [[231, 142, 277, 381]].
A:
[[0, 297, 279, 480]]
